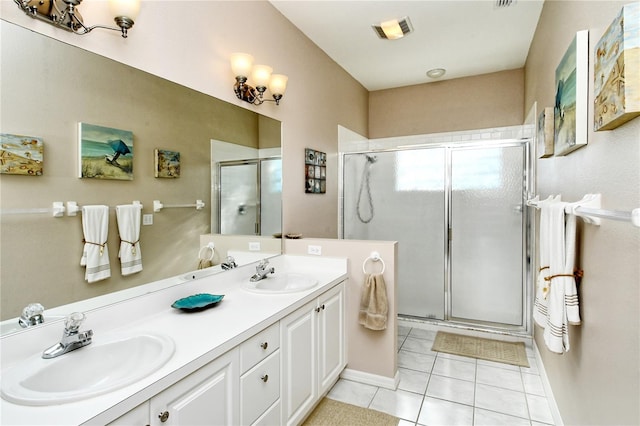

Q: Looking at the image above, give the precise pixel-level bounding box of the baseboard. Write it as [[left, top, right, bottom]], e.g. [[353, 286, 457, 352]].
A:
[[339, 368, 400, 390], [534, 341, 564, 426]]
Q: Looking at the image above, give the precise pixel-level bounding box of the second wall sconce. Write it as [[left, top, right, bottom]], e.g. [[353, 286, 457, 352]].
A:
[[230, 52, 288, 106], [13, 0, 141, 38]]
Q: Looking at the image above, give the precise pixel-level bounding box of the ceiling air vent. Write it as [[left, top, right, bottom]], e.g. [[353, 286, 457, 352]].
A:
[[372, 16, 413, 40], [496, 0, 516, 7]]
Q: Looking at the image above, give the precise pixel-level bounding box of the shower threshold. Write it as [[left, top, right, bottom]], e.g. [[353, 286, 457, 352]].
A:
[[398, 315, 532, 340]]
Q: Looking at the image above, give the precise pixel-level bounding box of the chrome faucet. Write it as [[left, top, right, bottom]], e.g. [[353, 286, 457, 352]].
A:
[[42, 312, 93, 359], [18, 303, 45, 328], [250, 259, 275, 282], [221, 256, 238, 270]]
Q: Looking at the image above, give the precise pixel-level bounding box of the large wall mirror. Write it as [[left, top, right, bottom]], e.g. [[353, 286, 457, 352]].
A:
[[0, 20, 282, 331]]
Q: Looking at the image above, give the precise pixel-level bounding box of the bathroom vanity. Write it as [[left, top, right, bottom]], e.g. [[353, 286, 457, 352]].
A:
[[0, 255, 347, 425]]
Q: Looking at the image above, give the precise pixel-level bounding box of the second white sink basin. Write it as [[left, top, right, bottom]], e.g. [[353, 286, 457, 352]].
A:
[[1, 332, 175, 406], [242, 273, 318, 294]]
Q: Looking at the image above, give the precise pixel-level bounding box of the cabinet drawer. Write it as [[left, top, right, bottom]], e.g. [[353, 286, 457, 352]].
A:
[[252, 400, 280, 426], [241, 350, 280, 425], [240, 322, 280, 373]]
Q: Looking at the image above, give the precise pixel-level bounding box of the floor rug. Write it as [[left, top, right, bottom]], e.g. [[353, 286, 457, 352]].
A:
[[302, 398, 399, 426], [431, 331, 530, 367]]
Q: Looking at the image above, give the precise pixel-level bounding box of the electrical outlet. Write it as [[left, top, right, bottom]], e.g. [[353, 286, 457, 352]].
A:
[[307, 245, 322, 255], [249, 242, 261, 251], [142, 214, 153, 225]]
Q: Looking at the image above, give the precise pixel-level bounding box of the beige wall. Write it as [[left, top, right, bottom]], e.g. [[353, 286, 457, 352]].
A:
[[0, 1, 368, 318], [369, 69, 524, 138], [525, 1, 640, 425], [284, 238, 398, 382]]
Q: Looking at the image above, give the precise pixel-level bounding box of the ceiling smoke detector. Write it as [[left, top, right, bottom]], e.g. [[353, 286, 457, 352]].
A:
[[372, 16, 413, 40]]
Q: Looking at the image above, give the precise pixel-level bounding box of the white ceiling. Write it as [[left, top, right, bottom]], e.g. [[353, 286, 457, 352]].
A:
[[270, 0, 544, 91]]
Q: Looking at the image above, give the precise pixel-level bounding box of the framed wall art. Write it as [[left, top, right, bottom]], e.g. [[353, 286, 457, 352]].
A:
[[554, 30, 589, 156], [0, 133, 43, 176], [155, 149, 181, 178], [79, 122, 133, 180], [594, 2, 640, 131], [537, 107, 554, 158], [304, 148, 326, 194]]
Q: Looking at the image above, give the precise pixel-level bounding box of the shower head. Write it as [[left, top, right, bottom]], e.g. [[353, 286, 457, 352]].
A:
[[365, 154, 377, 164]]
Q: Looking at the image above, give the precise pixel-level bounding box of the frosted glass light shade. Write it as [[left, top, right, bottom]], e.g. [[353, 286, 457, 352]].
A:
[[252, 65, 273, 88], [108, 0, 141, 20], [269, 74, 288, 96], [230, 53, 254, 78], [380, 19, 404, 40]]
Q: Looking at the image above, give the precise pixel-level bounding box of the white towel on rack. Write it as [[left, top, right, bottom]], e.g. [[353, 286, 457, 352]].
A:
[[533, 195, 560, 328], [80, 205, 110, 283], [543, 202, 581, 353], [116, 204, 143, 276]]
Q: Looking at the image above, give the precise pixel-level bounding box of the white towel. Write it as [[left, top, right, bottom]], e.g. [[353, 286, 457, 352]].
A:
[[533, 195, 561, 327], [116, 204, 143, 276], [80, 205, 111, 283], [543, 202, 581, 353]]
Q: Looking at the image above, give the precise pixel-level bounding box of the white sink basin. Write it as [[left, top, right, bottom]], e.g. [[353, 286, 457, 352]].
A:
[[242, 273, 318, 294], [1, 332, 175, 406]]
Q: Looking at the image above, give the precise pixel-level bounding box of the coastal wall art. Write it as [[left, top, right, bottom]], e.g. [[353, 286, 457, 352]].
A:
[[537, 107, 554, 158], [78, 123, 134, 180], [155, 149, 181, 178], [0, 133, 43, 176], [594, 2, 640, 131], [554, 30, 589, 156]]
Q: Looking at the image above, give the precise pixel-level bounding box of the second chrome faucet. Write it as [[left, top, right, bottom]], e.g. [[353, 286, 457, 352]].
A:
[[42, 312, 93, 359], [250, 259, 275, 282]]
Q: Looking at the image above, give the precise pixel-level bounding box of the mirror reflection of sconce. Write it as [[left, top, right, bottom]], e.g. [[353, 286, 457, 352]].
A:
[[230, 53, 288, 105], [13, 0, 141, 38]]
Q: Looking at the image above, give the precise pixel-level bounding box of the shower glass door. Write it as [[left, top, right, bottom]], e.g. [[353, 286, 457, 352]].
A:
[[342, 140, 530, 330], [219, 161, 259, 235], [343, 148, 446, 319], [449, 145, 525, 325]]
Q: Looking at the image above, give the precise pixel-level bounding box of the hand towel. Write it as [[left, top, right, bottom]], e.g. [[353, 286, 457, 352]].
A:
[[80, 205, 111, 283], [533, 196, 560, 328], [543, 202, 581, 353], [116, 204, 143, 276], [359, 273, 388, 331]]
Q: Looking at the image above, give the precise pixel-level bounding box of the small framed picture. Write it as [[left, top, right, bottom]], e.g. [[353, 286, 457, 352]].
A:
[[537, 107, 554, 158], [304, 148, 326, 193], [155, 149, 181, 178]]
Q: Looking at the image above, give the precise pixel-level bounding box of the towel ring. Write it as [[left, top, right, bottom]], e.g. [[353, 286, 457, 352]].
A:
[[198, 242, 215, 261], [362, 251, 385, 274]]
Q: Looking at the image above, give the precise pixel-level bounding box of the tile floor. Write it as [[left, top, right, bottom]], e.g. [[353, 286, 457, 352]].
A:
[[327, 325, 556, 426]]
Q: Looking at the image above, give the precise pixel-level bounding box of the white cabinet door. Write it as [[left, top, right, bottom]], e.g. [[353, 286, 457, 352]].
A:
[[281, 282, 346, 426], [280, 299, 317, 426], [149, 348, 239, 426], [318, 283, 345, 395]]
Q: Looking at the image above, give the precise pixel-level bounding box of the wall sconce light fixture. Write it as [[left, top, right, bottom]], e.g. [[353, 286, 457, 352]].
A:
[[13, 0, 141, 38], [231, 53, 288, 106]]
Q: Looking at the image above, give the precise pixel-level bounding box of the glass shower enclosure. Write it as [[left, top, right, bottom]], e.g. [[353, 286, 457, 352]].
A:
[[342, 140, 531, 331], [218, 158, 282, 236]]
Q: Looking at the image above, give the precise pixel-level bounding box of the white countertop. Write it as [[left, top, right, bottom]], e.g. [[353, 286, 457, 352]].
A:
[[0, 255, 347, 425]]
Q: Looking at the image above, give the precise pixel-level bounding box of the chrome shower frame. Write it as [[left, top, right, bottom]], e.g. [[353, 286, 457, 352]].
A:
[[339, 138, 535, 337]]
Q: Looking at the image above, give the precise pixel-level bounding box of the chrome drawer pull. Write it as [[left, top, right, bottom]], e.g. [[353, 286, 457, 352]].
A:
[[159, 411, 170, 422], [260, 341, 268, 350], [261, 374, 269, 382]]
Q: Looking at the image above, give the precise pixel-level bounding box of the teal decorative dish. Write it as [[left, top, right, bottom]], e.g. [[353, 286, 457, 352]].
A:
[[171, 294, 224, 311]]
